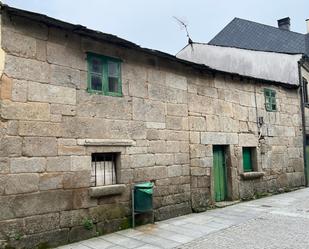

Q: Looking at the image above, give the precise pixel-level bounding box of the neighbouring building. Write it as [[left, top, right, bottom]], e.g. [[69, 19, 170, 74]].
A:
[[0, 4, 305, 249], [177, 16, 309, 184]]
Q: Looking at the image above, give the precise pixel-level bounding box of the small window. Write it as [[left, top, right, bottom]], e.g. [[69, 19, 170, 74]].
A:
[[87, 53, 122, 96], [91, 153, 117, 186], [243, 147, 253, 172], [303, 78, 308, 104], [264, 88, 277, 112]]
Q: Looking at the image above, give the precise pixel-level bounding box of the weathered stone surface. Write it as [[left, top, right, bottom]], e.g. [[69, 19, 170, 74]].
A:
[[166, 73, 187, 90], [0, 157, 9, 174], [72, 189, 97, 209], [24, 213, 60, 234], [23, 137, 58, 156], [201, 132, 238, 145], [10, 157, 46, 173], [5, 54, 50, 83], [132, 98, 166, 122], [0, 74, 13, 100], [130, 154, 155, 168], [71, 156, 91, 171], [63, 171, 91, 189], [39, 173, 63, 190], [13, 190, 73, 218], [18, 121, 62, 137], [189, 116, 206, 131], [60, 209, 89, 228], [239, 133, 258, 146], [11, 79, 27, 102], [0, 218, 25, 240], [68, 225, 96, 243], [46, 156, 71, 172], [2, 29, 36, 58], [28, 81, 76, 105], [168, 165, 183, 177], [51, 103, 76, 116], [89, 184, 126, 197], [167, 103, 187, 116], [1, 100, 50, 121], [50, 64, 81, 87], [0, 136, 22, 157], [47, 42, 85, 70], [5, 174, 39, 195], [166, 116, 188, 130]]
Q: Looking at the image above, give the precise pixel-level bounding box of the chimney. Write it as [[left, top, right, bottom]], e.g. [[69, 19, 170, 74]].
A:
[[277, 17, 290, 31], [306, 18, 309, 33]]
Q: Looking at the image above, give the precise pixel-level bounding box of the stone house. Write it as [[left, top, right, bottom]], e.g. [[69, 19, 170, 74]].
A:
[[0, 4, 305, 249], [178, 17, 309, 184]]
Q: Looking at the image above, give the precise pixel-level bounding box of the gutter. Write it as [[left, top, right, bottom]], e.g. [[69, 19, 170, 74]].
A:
[[298, 56, 308, 186]]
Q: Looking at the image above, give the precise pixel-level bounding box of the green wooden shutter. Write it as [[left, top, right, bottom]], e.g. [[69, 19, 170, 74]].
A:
[[243, 147, 253, 172]]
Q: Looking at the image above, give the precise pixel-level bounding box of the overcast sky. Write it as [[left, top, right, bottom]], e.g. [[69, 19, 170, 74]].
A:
[[4, 0, 309, 54]]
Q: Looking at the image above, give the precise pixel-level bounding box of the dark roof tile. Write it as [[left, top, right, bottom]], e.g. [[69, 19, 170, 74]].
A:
[[209, 18, 307, 55]]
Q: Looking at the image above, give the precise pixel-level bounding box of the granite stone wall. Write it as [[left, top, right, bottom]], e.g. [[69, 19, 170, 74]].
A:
[[0, 12, 305, 248]]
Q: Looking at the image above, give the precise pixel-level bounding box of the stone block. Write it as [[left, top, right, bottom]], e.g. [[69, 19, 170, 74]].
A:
[[166, 116, 188, 130], [23, 137, 58, 156], [189, 116, 206, 131], [239, 133, 258, 147], [28, 81, 76, 105], [63, 171, 91, 189], [1, 100, 50, 121], [132, 98, 166, 122], [50, 64, 81, 88], [201, 132, 238, 145], [148, 140, 166, 153], [166, 87, 188, 104], [167, 103, 187, 117], [2, 29, 36, 58], [148, 83, 166, 101], [60, 209, 90, 228], [0, 74, 12, 100], [130, 154, 155, 168], [0, 136, 22, 157], [39, 173, 63, 190], [51, 103, 76, 116], [146, 121, 166, 129], [174, 153, 190, 164], [72, 188, 97, 209], [58, 144, 86, 156], [10, 157, 46, 173], [46, 156, 71, 172], [155, 153, 174, 166], [146, 129, 166, 140], [89, 184, 126, 197], [47, 42, 85, 70], [206, 115, 221, 132], [0, 157, 9, 174], [128, 78, 148, 98], [0, 218, 25, 240], [168, 165, 183, 177], [191, 158, 212, 167], [190, 144, 206, 158], [24, 213, 60, 234], [11, 79, 27, 102], [189, 131, 200, 144], [165, 73, 187, 90], [5, 54, 50, 83], [5, 173, 39, 195], [18, 121, 62, 137], [71, 156, 91, 171], [13, 190, 73, 218], [36, 39, 47, 61]]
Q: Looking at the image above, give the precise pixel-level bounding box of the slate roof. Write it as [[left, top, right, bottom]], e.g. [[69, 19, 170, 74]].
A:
[[209, 18, 308, 55]]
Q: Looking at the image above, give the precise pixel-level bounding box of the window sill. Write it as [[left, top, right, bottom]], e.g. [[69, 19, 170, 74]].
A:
[[77, 139, 134, 147], [241, 172, 265, 180], [89, 184, 126, 198]]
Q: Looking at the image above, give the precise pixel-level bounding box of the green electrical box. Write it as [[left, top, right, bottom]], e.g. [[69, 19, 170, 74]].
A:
[[133, 182, 154, 212]]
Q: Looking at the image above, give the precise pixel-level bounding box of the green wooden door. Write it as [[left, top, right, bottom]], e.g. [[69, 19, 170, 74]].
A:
[[213, 146, 227, 202]]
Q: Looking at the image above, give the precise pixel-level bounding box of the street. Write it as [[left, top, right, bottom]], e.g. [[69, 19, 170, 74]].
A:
[[58, 188, 309, 249]]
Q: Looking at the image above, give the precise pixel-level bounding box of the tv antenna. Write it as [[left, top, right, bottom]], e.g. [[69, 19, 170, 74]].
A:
[[173, 16, 193, 44]]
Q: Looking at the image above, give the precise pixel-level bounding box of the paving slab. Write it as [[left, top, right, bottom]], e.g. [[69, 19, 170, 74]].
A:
[[56, 188, 309, 249]]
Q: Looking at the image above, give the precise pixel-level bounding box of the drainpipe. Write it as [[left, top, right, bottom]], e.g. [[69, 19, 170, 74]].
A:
[[298, 58, 308, 186]]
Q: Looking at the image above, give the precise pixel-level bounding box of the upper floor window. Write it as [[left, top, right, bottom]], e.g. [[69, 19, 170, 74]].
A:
[[87, 53, 122, 96], [264, 88, 277, 112]]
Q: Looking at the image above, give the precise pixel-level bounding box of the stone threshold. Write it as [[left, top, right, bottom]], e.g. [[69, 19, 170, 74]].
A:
[[215, 200, 241, 208], [77, 139, 134, 146]]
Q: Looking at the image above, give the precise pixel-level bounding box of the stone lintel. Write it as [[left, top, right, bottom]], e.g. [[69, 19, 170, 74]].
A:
[[89, 184, 126, 198], [241, 172, 265, 180], [77, 139, 134, 147]]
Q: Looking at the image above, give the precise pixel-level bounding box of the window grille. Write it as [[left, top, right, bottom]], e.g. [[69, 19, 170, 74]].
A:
[[91, 153, 117, 186]]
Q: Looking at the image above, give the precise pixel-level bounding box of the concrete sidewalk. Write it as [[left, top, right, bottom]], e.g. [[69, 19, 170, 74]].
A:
[[57, 188, 309, 249]]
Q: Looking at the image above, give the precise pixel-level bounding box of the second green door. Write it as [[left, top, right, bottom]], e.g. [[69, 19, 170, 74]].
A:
[[213, 146, 227, 202]]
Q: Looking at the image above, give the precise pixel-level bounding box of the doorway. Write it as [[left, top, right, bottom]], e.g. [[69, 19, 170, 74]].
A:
[[213, 145, 227, 202]]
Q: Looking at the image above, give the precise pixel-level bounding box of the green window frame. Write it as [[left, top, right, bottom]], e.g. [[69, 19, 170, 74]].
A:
[[264, 88, 277, 112], [243, 147, 253, 172], [87, 53, 122, 96]]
